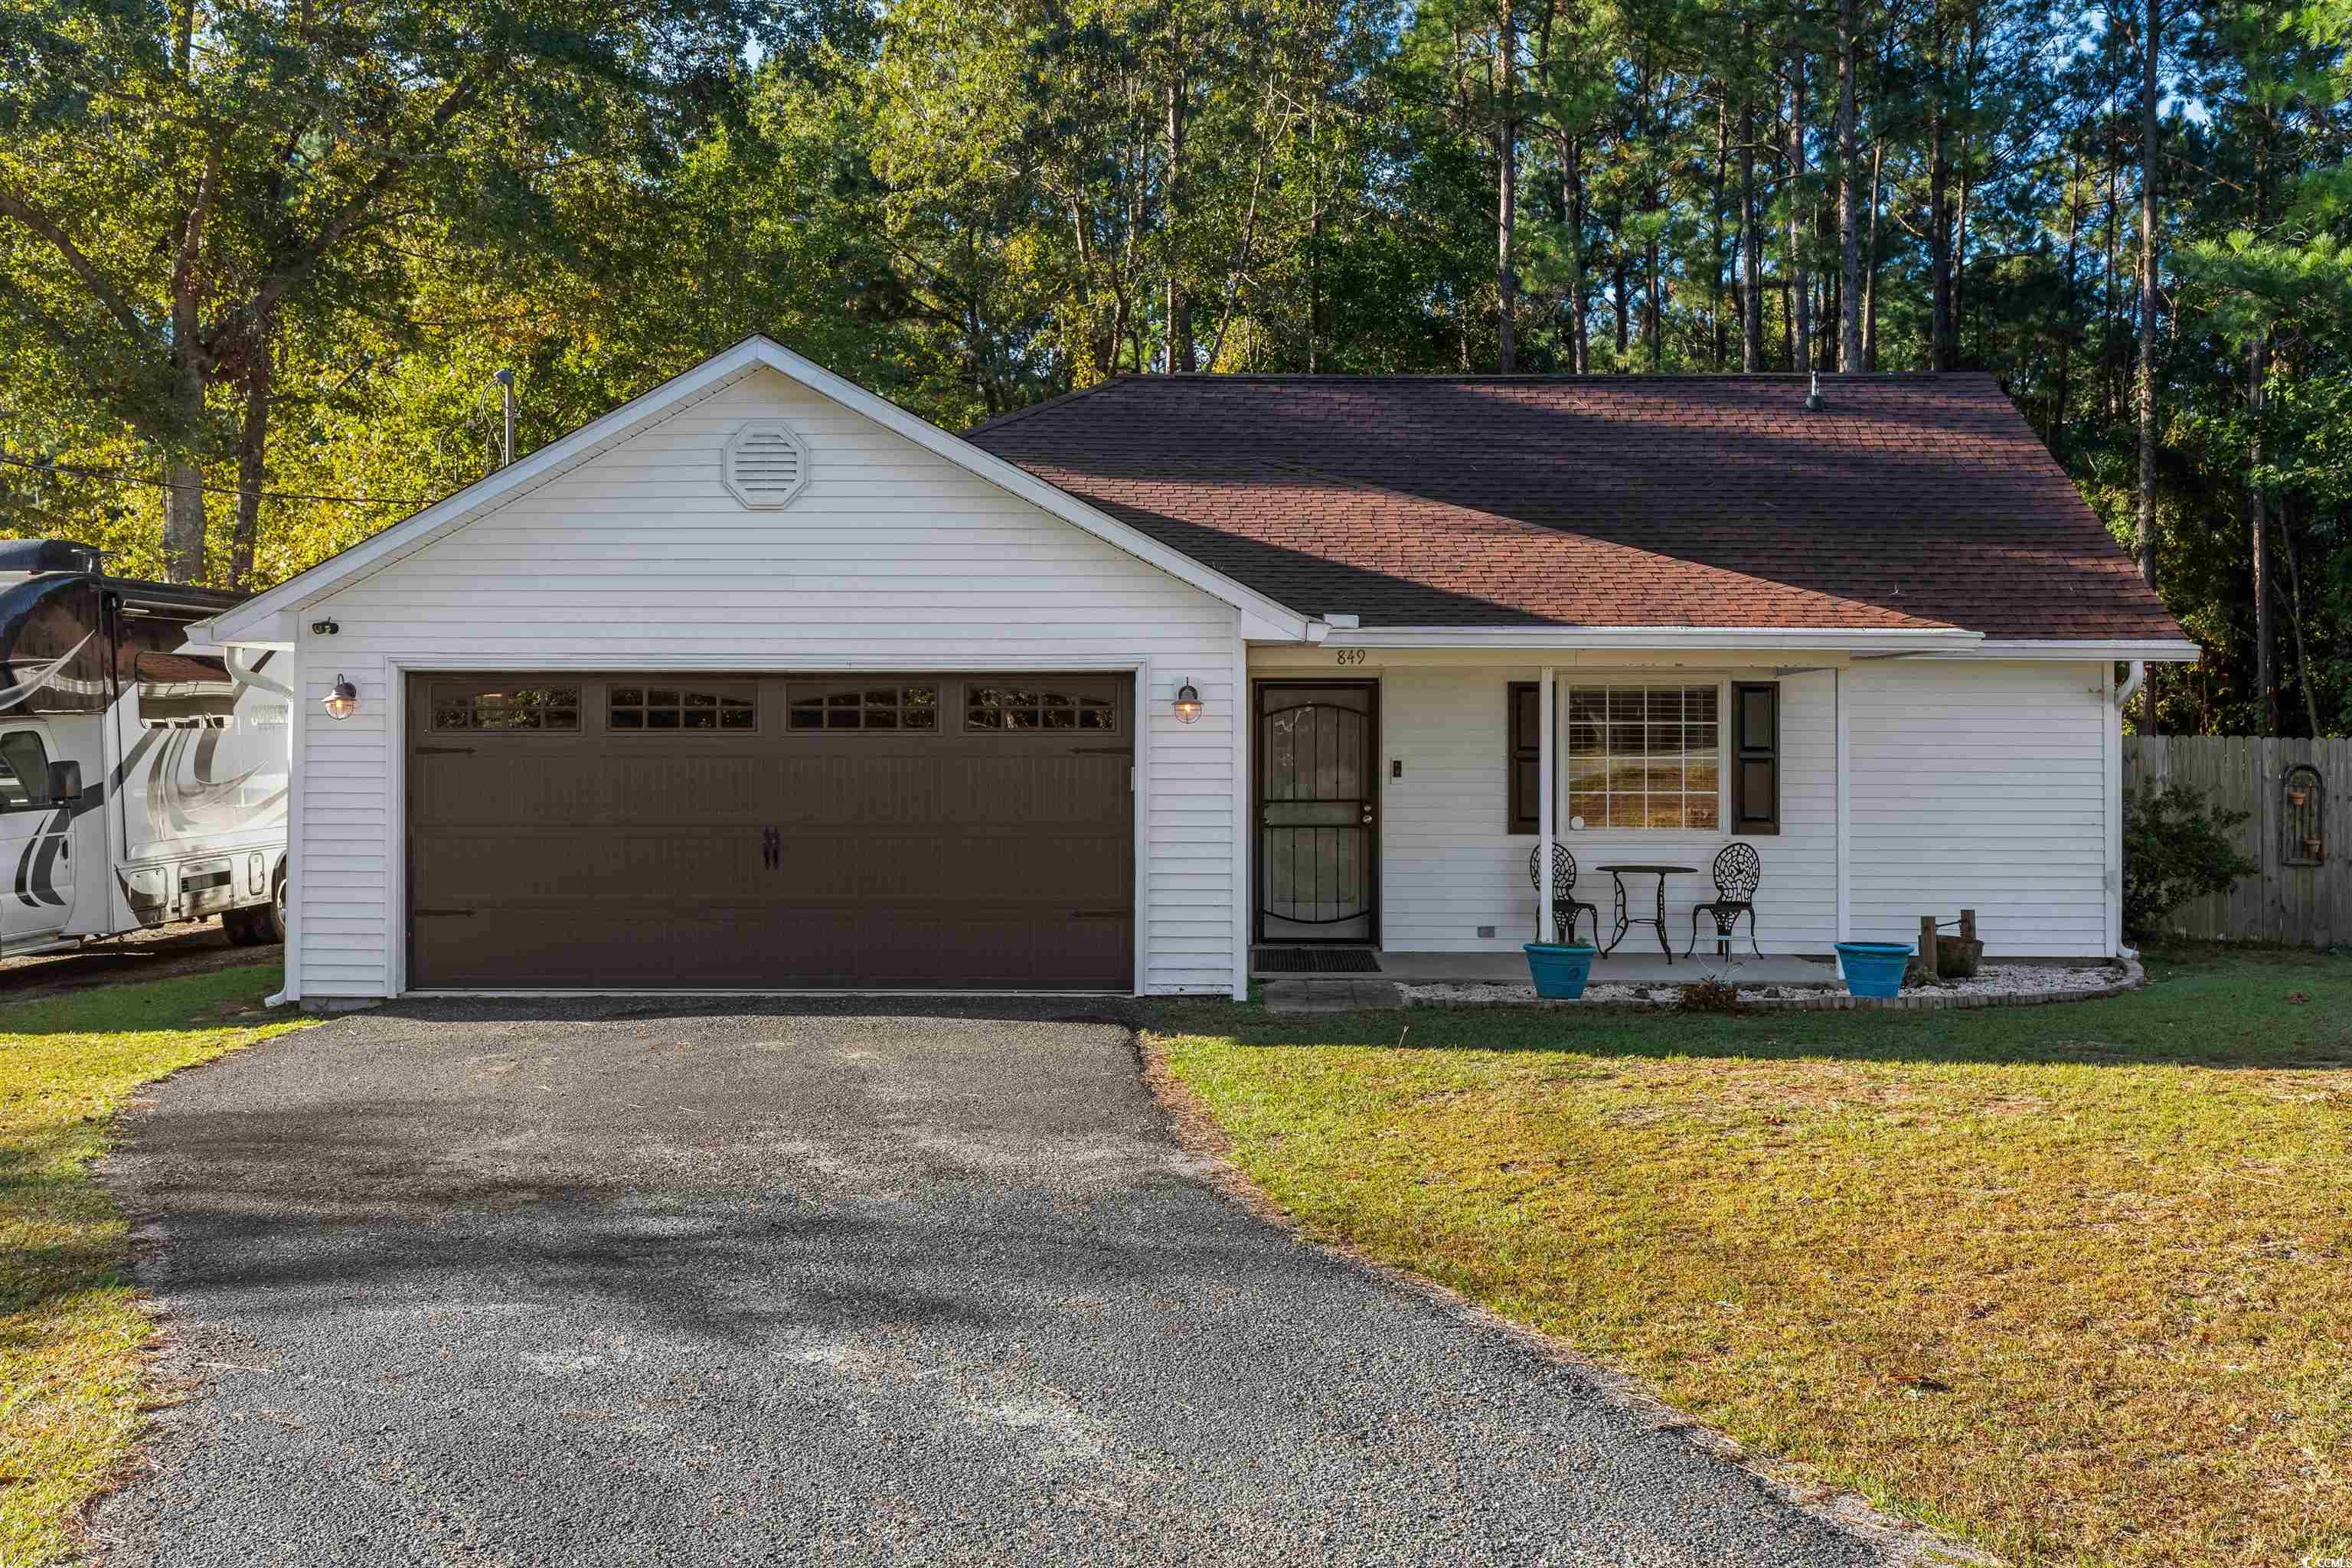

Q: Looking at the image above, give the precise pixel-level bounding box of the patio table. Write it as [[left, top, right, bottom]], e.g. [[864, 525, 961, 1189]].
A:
[[1594, 864, 1697, 963]]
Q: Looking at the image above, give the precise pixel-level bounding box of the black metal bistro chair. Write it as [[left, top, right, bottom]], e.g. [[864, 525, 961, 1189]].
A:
[[1685, 842, 1763, 958], [1527, 843, 1601, 948]]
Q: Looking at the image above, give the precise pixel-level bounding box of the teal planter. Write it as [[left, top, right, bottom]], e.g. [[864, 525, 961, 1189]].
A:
[[1834, 942, 1913, 999], [1523, 942, 1599, 999]]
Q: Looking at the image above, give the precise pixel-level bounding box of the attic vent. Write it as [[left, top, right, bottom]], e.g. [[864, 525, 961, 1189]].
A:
[[722, 421, 810, 510]]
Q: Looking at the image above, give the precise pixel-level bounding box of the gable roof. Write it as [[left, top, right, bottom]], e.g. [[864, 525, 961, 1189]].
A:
[[965, 372, 2186, 643], [203, 337, 1308, 646]]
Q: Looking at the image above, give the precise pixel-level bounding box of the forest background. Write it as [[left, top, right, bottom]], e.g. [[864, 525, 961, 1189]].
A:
[[3, 0, 2348, 734]]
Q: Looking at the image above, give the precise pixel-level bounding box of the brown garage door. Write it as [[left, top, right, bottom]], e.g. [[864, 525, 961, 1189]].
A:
[[406, 673, 1133, 990]]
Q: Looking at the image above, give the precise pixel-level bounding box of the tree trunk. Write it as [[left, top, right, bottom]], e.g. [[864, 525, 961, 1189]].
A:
[[1929, 25, 1955, 370], [1952, 16, 1977, 364], [1495, 0, 1518, 372], [2054, 186, 2082, 461], [1164, 78, 1194, 374], [162, 462, 207, 584], [1822, 255, 1840, 371], [2135, 0, 2161, 733], [1740, 48, 1762, 371], [1648, 258, 1665, 371], [1614, 257, 1629, 357], [230, 344, 273, 591], [1306, 185, 1323, 374], [1861, 139, 1883, 369], [1836, 0, 1863, 374], [1787, 44, 1811, 375], [2248, 332, 2275, 733], [1566, 132, 1589, 372], [1952, 165, 1971, 365], [2276, 501, 2322, 738], [1712, 95, 1729, 368], [160, 345, 209, 583]]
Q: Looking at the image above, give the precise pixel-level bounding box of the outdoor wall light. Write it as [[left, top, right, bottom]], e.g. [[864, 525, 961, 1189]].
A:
[[323, 676, 359, 721], [1172, 680, 1204, 724]]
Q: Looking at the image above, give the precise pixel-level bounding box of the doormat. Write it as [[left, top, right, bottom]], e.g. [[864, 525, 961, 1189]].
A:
[[1253, 948, 1382, 975]]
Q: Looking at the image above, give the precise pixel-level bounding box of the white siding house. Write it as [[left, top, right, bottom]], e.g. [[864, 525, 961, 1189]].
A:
[[203, 338, 2191, 999]]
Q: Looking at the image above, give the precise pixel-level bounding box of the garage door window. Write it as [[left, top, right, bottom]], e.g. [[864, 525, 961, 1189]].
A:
[[430, 684, 581, 731], [786, 681, 939, 731], [965, 684, 1118, 732], [611, 684, 756, 731]]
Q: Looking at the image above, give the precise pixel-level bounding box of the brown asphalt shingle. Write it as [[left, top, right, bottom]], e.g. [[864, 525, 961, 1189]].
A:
[[965, 373, 2183, 639]]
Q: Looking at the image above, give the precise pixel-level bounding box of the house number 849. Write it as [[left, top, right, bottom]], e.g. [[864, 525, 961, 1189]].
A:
[[1334, 648, 1367, 665]]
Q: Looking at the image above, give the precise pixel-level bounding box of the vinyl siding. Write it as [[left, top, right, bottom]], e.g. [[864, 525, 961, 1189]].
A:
[[1846, 661, 2113, 957], [1360, 666, 1839, 954], [292, 364, 1243, 997]]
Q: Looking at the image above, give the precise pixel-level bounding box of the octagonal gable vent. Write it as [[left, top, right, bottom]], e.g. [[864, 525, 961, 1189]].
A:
[[722, 420, 810, 510]]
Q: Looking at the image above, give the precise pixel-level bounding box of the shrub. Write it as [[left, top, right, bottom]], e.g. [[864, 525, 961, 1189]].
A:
[[1675, 975, 1746, 1013], [2121, 781, 2259, 938]]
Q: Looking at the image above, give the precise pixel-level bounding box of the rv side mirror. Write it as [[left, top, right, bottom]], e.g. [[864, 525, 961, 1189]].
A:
[[46, 760, 80, 803]]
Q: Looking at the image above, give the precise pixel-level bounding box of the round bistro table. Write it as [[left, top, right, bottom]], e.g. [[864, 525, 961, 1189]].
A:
[[1594, 864, 1697, 962]]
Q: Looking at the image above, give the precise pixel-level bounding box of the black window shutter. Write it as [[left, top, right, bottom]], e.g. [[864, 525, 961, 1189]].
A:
[[1730, 682, 1780, 835], [1507, 682, 1539, 833]]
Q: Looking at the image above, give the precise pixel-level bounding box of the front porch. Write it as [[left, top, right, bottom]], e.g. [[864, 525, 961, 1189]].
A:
[[1244, 646, 2127, 968], [1252, 947, 1838, 987]]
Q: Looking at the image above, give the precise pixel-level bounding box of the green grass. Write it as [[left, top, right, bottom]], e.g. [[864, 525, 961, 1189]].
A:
[[0, 962, 311, 1566], [1149, 947, 2352, 1567]]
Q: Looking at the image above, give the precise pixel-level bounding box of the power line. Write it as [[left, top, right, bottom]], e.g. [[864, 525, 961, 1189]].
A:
[[0, 452, 421, 507]]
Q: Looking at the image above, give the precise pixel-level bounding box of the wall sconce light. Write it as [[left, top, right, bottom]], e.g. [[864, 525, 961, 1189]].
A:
[[1172, 680, 1203, 724], [323, 675, 359, 721]]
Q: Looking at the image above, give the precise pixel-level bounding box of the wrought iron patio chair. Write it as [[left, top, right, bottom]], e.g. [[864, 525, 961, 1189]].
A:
[[1527, 843, 1601, 948], [1685, 841, 1763, 958]]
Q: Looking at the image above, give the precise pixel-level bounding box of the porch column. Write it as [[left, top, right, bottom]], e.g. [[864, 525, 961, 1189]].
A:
[[1538, 665, 1556, 942]]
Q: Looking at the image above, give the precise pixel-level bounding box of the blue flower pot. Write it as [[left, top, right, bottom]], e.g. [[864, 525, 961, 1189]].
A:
[[1834, 942, 1913, 999], [1523, 942, 1599, 999]]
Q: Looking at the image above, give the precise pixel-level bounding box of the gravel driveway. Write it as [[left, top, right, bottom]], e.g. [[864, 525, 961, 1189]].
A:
[[94, 999, 1896, 1566]]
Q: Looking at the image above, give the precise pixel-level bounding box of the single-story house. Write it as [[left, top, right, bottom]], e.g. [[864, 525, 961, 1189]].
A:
[[199, 335, 2196, 1001]]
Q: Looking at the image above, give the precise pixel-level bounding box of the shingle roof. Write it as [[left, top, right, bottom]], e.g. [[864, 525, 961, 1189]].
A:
[[964, 373, 2182, 639]]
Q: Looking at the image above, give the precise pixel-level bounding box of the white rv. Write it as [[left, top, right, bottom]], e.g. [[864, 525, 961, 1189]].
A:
[[0, 539, 288, 957]]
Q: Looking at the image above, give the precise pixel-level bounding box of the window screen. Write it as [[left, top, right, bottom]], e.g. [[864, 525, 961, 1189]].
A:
[[1564, 686, 1722, 830]]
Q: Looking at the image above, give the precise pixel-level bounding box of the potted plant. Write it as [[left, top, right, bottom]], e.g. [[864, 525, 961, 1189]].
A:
[[1523, 940, 1600, 999]]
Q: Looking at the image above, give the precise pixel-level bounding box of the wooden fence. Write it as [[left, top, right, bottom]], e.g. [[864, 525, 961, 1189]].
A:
[[2122, 737, 2350, 949]]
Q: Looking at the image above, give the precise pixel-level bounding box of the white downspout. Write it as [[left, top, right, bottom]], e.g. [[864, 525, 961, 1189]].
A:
[[2115, 659, 2146, 712], [1538, 665, 1556, 942], [2109, 661, 2136, 958]]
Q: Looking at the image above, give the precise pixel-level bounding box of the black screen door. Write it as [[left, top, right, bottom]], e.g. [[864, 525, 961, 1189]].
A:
[[1257, 683, 1375, 942]]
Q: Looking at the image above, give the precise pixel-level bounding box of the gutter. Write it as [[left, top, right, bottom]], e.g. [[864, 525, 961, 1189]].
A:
[[1299, 626, 1984, 655], [2115, 659, 2147, 710]]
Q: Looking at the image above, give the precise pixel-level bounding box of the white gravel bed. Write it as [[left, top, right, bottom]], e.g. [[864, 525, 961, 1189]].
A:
[[1403, 963, 2122, 1008]]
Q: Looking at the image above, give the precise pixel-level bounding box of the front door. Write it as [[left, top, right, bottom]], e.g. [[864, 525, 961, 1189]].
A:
[[1256, 682, 1376, 943]]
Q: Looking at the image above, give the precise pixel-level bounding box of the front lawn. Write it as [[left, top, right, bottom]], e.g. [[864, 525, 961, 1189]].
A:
[[0, 962, 311, 1566], [1149, 948, 2352, 1567]]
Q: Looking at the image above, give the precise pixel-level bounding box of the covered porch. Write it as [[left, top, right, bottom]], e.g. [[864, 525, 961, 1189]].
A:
[[1243, 635, 2128, 969], [1250, 948, 1840, 986]]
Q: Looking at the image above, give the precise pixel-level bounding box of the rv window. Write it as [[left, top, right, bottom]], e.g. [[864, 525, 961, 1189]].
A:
[[0, 730, 51, 810], [136, 652, 239, 729]]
